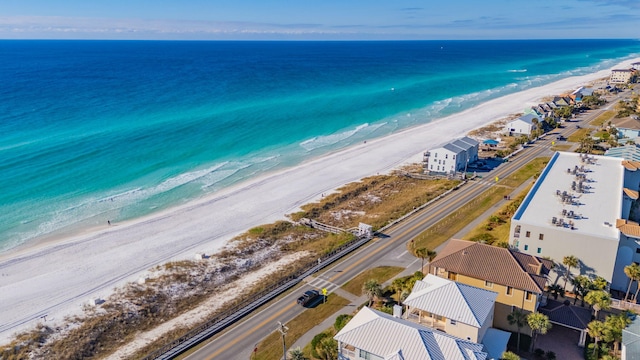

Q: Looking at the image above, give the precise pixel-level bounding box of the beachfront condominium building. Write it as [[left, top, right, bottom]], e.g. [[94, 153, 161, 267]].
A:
[[424, 136, 478, 175], [611, 68, 635, 84], [504, 113, 538, 137], [428, 239, 552, 333], [509, 151, 640, 293]]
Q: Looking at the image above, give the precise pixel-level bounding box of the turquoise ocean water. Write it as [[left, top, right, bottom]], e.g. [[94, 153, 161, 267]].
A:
[[1, 39, 639, 251]]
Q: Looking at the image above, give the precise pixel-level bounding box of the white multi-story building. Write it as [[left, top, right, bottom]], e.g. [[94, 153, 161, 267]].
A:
[[509, 151, 640, 292], [611, 69, 635, 84], [424, 136, 478, 174], [504, 113, 539, 137]]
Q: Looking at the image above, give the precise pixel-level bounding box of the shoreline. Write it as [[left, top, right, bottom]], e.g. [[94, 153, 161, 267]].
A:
[[1, 57, 638, 343]]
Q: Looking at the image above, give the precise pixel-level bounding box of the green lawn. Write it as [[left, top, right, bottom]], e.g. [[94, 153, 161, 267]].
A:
[[566, 128, 591, 143], [589, 110, 615, 127], [342, 266, 404, 296]]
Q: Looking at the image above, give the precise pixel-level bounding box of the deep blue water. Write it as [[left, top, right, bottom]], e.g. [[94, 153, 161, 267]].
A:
[[1, 39, 639, 250]]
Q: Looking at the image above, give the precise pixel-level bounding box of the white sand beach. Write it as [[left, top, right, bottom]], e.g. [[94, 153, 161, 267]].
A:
[[0, 58, 638, 344]]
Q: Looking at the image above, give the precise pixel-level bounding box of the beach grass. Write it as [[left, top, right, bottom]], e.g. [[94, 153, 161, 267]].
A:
[[590, 110, 615, 127], [253, 293, 350, 360], [341, 266, 404, 296], [410, 157, 549, 251], [291, 175, 460, 231]]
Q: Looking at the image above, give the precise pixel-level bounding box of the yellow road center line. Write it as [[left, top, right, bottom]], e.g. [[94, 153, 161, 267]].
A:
[[204, 301, 296, 360]]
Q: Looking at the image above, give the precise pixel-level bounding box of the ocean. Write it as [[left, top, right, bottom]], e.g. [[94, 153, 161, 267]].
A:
[[1, 39, 639, 251]]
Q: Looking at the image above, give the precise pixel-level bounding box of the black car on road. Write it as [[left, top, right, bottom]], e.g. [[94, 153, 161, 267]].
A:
[[297, 290, 321, 306]]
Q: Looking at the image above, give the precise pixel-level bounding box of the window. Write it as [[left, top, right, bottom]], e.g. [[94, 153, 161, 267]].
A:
[[485, 280, 493, 288], [636, 247, 640, 254], [525, 291, 533, 301], [445, 154, 448, 159], [539, 233, 544, 240], [524, 245, 529, 251], [450, 319, 457, 325], [506, 286, 513, 296], [359, 349, 373, 360], [453, 155, 456, 160], [525, 231, 531, 238], [537, 247, 542, 254], [448, 272, 458, 281], [430, 165, 433, 170], [434, 153, 437, 158]]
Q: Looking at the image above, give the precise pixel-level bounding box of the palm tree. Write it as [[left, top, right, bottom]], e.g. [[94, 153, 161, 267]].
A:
[[289, 347, 306, 360], [562, 255, 579, 292], [413, 247, 436, 274], [603, 312, 631, 355], [363, 279, 382, 307], [588, 320, 606, 357], [571, 275, 592, 306], [547, 284, 564, 300], [391, 277, 407, 305], [501, 351, 520, 360], [527, 312, 552, 352], [507, 309, 526, 351], [584, 290, 611, 320], [591, 276, 608, 291]]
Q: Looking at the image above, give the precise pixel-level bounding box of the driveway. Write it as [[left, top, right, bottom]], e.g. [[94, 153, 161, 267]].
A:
[[535, 325, 583, 360]]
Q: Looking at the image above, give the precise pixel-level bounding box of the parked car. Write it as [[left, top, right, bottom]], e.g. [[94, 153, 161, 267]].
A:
[[297, 290, 321, 306]]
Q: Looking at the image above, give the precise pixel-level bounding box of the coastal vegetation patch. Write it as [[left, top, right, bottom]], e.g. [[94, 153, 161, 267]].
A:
[[341, 266, 404, 296], [290, 174, 460, 230]]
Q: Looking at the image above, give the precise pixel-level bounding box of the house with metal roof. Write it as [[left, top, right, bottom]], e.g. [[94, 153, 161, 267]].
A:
[[622, 314, 640, 360], [334, 306, 490, 360], [509, 151, 640, 294], [428, 239, 552, 332], [504, 114, 539, 137], [403, 274, 510, 357], [424, 136, 479, 175], [612, 116, 640, 139]]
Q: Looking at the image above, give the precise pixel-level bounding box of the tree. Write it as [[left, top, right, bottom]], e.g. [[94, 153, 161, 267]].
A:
[[588, 320, 606, 357], [623, 263, 639, 302], [571, 275, 592, 306], [501, 351, 520, 360], [334, 314, 353, 333], [604, 312, 633, 356], [363, 279, 382, 307], [584, 290, 611, 320], [391, 277, 407, 305], [315, 337, 338, 360], [413, 247, 436, 274], [547, 284, 564, 300], [591, 276, 608, 291], [527, 312, 552, 352], [507, 309, 526, 351], [562, 255, 579, 292], [289, 347, 306, 360]]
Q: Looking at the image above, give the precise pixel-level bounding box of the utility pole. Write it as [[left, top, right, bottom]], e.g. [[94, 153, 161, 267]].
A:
[[277, 321, 289, 360]]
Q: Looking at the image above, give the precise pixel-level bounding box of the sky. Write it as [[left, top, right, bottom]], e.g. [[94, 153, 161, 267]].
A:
[[0, 0, 639, 40]]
